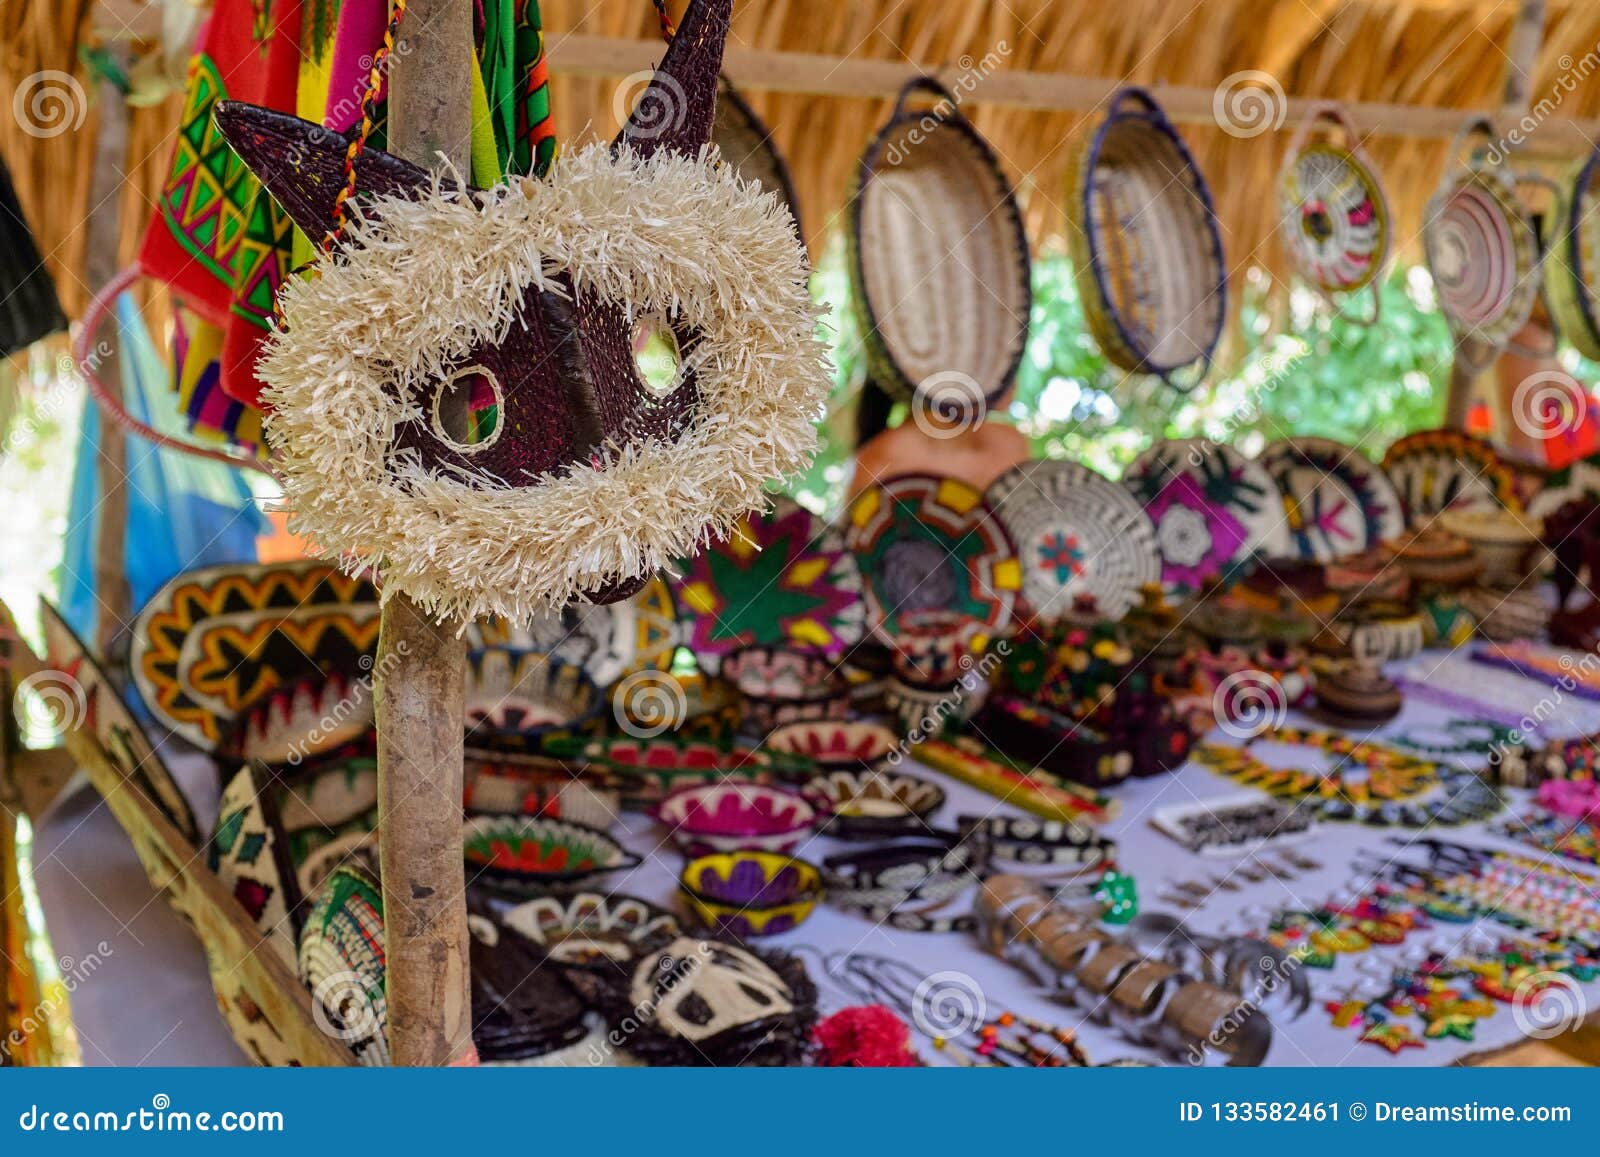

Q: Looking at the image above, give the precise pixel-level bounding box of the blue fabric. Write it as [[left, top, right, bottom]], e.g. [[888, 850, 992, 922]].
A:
[[58, 294, 267, 641]]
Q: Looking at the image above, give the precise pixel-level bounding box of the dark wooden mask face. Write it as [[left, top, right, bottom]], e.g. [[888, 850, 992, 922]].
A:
[[212, 0, 731, 493]]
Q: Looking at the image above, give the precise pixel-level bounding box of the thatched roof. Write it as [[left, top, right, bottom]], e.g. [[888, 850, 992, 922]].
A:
[[8, 0, 1600, 317]]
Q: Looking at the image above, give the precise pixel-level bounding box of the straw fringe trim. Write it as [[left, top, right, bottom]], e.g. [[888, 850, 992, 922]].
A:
[[258, 143, 830, 624]]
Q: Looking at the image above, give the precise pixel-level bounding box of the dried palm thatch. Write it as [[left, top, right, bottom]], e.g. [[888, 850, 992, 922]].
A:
[[9, 0, 1600, 322]]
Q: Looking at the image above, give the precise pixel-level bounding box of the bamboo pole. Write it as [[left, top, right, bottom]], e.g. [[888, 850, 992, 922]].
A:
[[1443, 0, 1547, 430], [84, 52, 132, 662], [375, 0, 475, 1068]]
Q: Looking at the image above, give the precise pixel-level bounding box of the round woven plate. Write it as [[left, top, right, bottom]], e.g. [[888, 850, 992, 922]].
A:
[[713, 80, 802, 238], [1123, 440, 1291, 593], [1529, 449, 1600, 519], [1425, 138, 1539, 351], [851, 77, 1031, 410], [845, 474, 1020, 643], [1278, 144, 1389, 297], [493, 891, 680, 965], [984, 459, 1160, 619], [1068, 88, 1225, 388], [298, 864, 388, 1066], [1547, 150, 1600, 361], [469, 576, 678, 689], [1381, 429, 1522, 524], [129, 560, 380, 751], [1258, 437, 1405, 561], [674, 497, 865, 671]]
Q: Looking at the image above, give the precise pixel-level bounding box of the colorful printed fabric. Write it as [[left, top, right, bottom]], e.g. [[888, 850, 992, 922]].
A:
[[173, 300, 264, 449], [513, 0, 555, 177], [482, 0, 556, 178], [221, 0, 305, 405], [138, 0, 302, 324], [324, 0, 388, 133]]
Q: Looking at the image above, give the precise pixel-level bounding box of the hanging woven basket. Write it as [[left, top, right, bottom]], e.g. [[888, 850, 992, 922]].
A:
[[1066, 87, 1226, 391], [1276, 102, 1391, 323], [1546, 147, 1600, 361], [849, 76, 1032, 417], [712, 78, 804, 239], [1423, 118, 1543, 368]]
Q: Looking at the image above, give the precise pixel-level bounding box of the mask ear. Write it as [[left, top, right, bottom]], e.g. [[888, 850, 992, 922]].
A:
[[617, 0, 732, 159], [213, 101, 439, 243]]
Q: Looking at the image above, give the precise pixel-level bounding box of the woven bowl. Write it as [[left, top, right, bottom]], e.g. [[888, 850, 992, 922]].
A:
[[574, 736, 815, 810], [719, 646, 851, 736], [463, 816, 640, 894], [464, 650, 603, 753], [609, 671, 742, 745], [655, 781, 825, 857], [850, 76, 1031, 413], [680, 851, 823, 939], [1067, 87, 1225, 389], [809, 769, 947, 839], [765, 720, 900, 771], [1436, 507, 1541, 586]]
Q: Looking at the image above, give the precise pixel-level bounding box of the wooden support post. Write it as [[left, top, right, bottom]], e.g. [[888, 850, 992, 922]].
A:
[[375, 0, 476, 1068], [1443, 0, 1547, 430], [83, 51, 132, 662]]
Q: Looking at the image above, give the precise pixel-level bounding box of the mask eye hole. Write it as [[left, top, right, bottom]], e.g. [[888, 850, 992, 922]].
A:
[[631, 310, 686, 398], [432, 364, 504, 452]]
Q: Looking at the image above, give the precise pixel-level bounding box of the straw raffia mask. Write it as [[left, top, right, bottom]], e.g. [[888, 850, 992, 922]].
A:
[[214, 0, 828, 625]]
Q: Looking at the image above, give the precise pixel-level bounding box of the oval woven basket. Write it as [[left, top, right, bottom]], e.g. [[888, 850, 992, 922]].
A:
[[1276, 102, 1391, 321], [1546, 148, 1600, 361], [1066, 87, 1226, 390], [1424, 119, 1541, 363], [713, 78, 803, 239], [849, 77, 1032, 414]]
